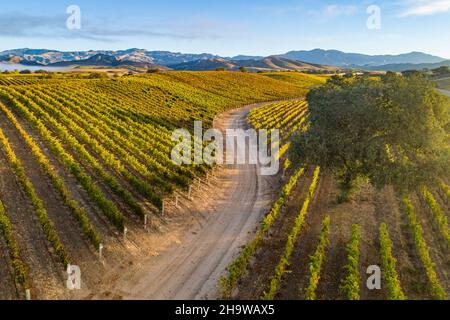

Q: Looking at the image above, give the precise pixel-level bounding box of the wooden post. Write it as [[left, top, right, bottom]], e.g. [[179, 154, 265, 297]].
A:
[[144, 214, 148, 230], [123, 227, 128, 241], [175, 195, 180, 208], [25, 289, 31, 301]]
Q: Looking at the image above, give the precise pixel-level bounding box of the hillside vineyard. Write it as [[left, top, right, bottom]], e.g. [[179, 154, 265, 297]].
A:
[[221, 97, 449, 300], [1, 71, 447, 301], [0, 71, 322, 299]]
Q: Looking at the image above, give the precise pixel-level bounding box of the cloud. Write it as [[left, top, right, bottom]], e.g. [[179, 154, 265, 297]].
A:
[[0, 12, 220, 41], [0, 12, 62, 37], [252, 4, 304, 15], [309, 4, 358, 19], [400, 0, 450, 17], [323, 5, 358, 18]]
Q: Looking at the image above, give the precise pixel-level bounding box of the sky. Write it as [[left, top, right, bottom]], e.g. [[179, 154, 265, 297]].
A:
[[0, 0, 449, 58]]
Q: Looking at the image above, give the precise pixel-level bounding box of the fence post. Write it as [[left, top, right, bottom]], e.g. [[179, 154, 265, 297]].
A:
[[25, 289, 31, 301], [99, 243, 104, 260]]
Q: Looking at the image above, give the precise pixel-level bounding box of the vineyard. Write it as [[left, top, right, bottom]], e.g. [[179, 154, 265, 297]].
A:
[[0, 71, 319, 299], [1, 70, 448, 300], [222, 98, 450, 300], [0, 77, 38, 86]]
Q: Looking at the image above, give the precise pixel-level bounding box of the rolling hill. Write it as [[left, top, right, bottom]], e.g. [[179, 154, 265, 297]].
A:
[[168, 58, 238, 71], [282, 49, 446, 67], [169, 56, 337, 72], [1, 48, 447, 71], [0, 49, 219, 67], [362, 60, 450, 72], [237, 56, 338, 72], [49, 53, 168, 70]]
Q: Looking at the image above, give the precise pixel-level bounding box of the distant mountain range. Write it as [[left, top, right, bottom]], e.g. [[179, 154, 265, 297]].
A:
[[0, 48, 447, 72], [0, 48, 219, 67], [363, 60, 450, 72], [169, 56, 338, 72], [281, 49, 445, 67], [49, 53, 168, 70]]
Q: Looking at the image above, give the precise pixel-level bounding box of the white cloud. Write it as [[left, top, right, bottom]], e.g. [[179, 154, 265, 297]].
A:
[[0, 12, 221, 41], [400, 0, 450, 17], [252, 4, 304, 15], [323, 5, 358, 18], [308, 4, 358, 20]]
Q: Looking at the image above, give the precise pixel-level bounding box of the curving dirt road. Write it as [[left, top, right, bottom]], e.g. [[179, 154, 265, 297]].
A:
[[95, 103, 280, 300], [436, 88, 450, 97]]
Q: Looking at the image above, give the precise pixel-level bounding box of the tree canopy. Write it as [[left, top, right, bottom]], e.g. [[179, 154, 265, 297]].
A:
[[291, 74, 450, 199], [432, 66, 450, 77]]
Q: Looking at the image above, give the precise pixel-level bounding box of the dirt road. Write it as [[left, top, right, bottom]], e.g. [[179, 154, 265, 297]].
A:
[[436, 88, 450, 97], [94, 103, 280, 300]]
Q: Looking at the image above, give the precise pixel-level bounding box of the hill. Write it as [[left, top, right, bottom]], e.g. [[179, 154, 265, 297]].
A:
[[363, 60, 450, 72], [237, 56, 337, 72], [168, 58, 238, 71], [0, 55, 44, 66], [230, 55, 265, 61], [169, 56, 337, 72], [261, 72, 328, 88], [0, 49, 219, 67], [282, 49, 446, 67], [49, 53, 167, 70]]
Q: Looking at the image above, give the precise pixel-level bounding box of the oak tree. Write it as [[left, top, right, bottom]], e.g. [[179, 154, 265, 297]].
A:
[[291, 74, 450, 201]]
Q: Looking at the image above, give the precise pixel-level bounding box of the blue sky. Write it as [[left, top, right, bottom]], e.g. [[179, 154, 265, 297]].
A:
[[0, 0, 449, 58]]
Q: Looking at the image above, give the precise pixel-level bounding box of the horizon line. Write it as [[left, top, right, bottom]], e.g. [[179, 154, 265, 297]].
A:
[[0, 47, 448, 60]]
